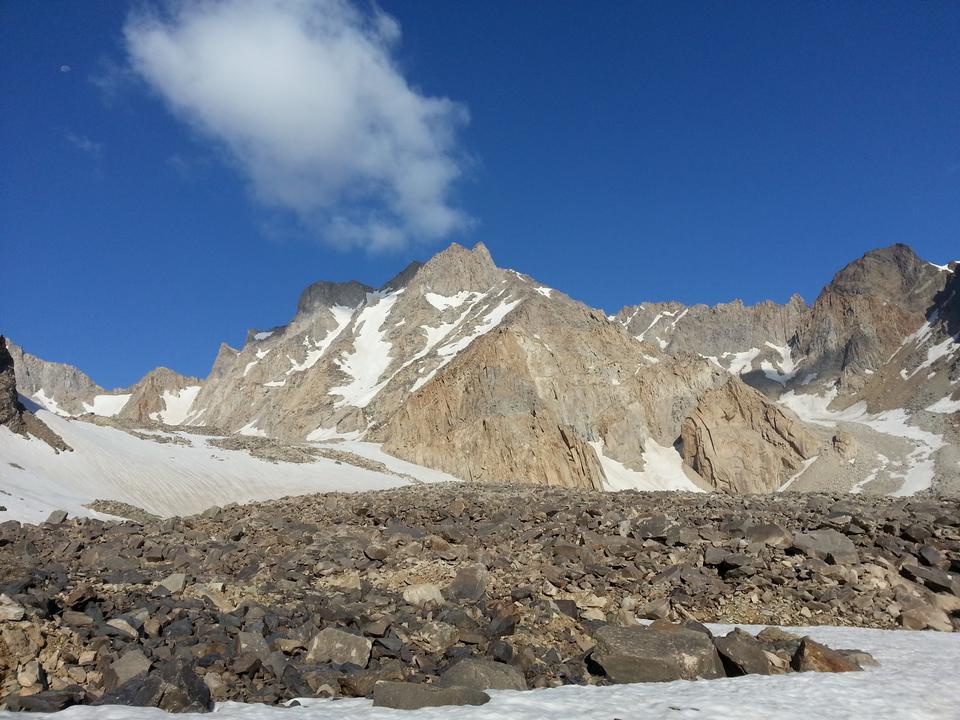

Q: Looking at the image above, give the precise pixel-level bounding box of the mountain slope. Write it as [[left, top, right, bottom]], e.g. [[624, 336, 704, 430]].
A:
[[7, 243, 958, 506]]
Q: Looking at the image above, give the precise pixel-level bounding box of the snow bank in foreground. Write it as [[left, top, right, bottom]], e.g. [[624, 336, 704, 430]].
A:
[[9, 625, 958, 720]]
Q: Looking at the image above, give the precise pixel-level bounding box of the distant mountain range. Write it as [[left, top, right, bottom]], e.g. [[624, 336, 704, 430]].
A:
[[2, 242, 957, 521]]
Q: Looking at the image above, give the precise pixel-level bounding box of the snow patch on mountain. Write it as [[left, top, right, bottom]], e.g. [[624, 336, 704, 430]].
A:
[[779, 389, 945, 495], [150, 386, 201, 425], [590, 438, 703, 492], [82, 394, 131, 418], [926, 394, 960, 414], [238, 421, 267, 438], [424, 291, 482, 311], [330, 291, 403, 408], [32, 388, 68, 416], [761, 342, 800, 385], [726, 347, 761, 375], [778, 456, 819, 491], [286, 305, 355, 375], [311, 440, 461, 484], [904, 334, 960, 380], [410, 297, 522, 393]]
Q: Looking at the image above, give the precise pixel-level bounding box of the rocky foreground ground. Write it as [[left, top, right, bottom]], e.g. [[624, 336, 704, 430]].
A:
[[1, 485, 958, 712]]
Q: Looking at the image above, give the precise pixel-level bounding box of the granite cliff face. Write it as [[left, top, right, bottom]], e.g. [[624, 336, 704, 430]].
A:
[[7, 243, 959, 496], [680, 379, 820, 493]]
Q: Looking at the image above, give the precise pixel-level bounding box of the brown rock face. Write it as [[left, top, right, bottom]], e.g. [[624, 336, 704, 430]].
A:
[[0, 336, 23, 429], [795, 244, 945, 390], [380, 328, 607, 489], [679, 378, 819, 493], [0, 336, 70, 451], [117, 367, 202, 424]]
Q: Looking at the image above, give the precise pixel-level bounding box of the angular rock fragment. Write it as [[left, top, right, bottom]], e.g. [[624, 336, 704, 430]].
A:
[[372, 681, 490, 709]]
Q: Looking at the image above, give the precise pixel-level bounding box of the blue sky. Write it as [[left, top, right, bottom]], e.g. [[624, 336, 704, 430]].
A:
[[2, 1, 959, 389]]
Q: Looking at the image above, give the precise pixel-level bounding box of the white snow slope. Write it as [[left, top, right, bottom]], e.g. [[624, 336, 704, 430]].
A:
[[779, 389, 946, 495], [4, 625, 956, 720], [590, 439, 703, 492], [0, 410, 442, 524]]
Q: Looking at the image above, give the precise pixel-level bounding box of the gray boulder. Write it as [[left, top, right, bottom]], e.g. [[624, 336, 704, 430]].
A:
[[372, 681, 490, 709], [590, 624, 725, 683], [439, 659, 527, 691], [447, 564, 489, 601], [744, 523, 793, 547], [792, 529, 859, 564], [713, 628, 772, 675], [103, 650, 152, 691], [305, 627, 372, 667]]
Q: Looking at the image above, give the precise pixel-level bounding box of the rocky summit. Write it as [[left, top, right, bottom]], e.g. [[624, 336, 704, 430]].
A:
[[1, 485, 958, 712]]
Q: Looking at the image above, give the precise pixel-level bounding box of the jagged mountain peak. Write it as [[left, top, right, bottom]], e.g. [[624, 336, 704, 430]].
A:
[[408, 241, 501, 295], [818, 243, 940, 306], [381, 260, 424, 292], [296, 279, 372, 317]]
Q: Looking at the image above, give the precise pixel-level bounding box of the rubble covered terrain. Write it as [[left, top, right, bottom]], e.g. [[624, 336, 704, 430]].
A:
[[1, 485, 957, 712]]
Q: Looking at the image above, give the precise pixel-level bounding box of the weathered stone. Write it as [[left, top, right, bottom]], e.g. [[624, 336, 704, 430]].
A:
[[2, 688, 85, 712], [633, 515, 677, 540], [791, 638, 861, 673], [792, 529, 859, 564], [713, 628, 772, 675], [106, 618, 139, 638], [372, 681, 490, 710], [902, 565, 960, 596], [364, 544, 389, 561], [62, 610, 94, 626], [306, 627, 372, 667], [103, 650, 152, 691], [403, 583, 444, 607], [439, 659, 527, 691], [590, 624, 725, 683], [900, 603, 953, 632], [447, 564, 489, 601], [744, 523, 793, 547], [45, 510, 68, 525], [17, 659, 45, 688], [415, 621, 460, 654], [159, 572, 187, 593], [0, 594, 25, 621]]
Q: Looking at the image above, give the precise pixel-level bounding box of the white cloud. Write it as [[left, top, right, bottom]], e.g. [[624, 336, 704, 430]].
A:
[[123, 0, 471, 251], [66, 132, 103, 158]]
